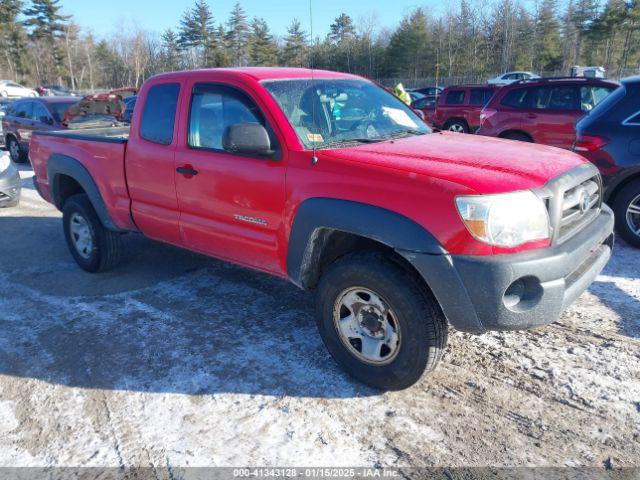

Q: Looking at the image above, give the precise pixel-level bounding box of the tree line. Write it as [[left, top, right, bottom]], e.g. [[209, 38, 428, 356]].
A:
[[0, 0, 639, 91]]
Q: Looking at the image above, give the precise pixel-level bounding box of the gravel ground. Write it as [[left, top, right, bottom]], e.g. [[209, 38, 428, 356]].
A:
[[0, 159, 639, 470]]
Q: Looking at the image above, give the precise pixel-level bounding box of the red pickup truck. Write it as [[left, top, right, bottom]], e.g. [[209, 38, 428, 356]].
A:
[[30, 68, 614, 390]]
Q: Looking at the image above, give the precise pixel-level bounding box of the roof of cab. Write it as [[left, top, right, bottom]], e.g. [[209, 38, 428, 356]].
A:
[[149, 67, 362, 83]]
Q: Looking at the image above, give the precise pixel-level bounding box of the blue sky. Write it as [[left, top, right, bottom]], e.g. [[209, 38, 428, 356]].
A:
[[60, 0, 434, 39]]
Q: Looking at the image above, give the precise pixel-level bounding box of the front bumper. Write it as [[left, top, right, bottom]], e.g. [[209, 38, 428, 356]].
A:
[[404, 206, 614, 333], [0, 162, 22, 207]]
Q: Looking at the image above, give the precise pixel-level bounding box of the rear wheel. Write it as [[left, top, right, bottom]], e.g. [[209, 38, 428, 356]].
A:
[[502, 132, 532, 143], [7, 137, 27, 164], [315, 252, 448, 390], [444, 119, 469, 134], [63, 194, 123, 272], [612, 180, 640, 248]]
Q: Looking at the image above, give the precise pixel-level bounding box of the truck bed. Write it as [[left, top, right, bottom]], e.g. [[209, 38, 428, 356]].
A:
[[30, 126, 135, 231], [34, 126, 130, 144]]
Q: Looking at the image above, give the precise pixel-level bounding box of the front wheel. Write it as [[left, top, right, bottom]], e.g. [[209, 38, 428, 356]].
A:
[[315, 252, 448, 390], [612, 180, 640, 248], [63, 194, 123, 272]]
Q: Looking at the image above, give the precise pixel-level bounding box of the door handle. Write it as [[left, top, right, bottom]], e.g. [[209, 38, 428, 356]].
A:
[[527, 113, 537, 119], [176, 166, 199, 176]]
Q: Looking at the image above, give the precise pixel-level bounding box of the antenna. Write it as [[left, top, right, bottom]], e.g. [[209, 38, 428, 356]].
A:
[[309, 0, 318, 165]]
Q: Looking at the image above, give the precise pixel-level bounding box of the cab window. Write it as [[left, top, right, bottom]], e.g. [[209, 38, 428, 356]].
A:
[[188, 83, 279, 157], [140, 83, 180, 145]]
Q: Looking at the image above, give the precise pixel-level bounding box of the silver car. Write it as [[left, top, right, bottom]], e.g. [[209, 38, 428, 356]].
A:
[[0, 154, 21, 208]]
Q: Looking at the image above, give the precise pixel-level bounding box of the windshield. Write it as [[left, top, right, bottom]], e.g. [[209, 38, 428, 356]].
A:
[[49, 101, 79, 122], [262, 79, 430, 149]]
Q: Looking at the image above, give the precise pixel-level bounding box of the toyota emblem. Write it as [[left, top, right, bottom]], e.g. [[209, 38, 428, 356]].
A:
[[579, 190, 590, 213]]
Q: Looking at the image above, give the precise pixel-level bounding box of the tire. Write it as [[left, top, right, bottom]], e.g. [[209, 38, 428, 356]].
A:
[[7, 136, 27, 164], [444, 119, 469, 134], [315, 251, 448, 390], [612, 180, 640, 248], [62, 194, 123, 272], [502, 132, 532, 143]]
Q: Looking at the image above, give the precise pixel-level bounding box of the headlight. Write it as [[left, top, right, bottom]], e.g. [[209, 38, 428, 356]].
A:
[[456, 191, 550, 248]]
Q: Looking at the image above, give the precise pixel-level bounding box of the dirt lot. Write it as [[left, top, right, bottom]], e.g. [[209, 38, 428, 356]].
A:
[[0, 159, 639, 469]]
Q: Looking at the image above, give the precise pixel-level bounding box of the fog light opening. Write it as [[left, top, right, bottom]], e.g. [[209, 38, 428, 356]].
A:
[[503, 276, 543, 312]]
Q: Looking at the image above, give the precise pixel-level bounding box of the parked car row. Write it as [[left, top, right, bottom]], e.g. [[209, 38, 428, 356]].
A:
[[409, 75, 640, 247], [2, 94, 127, 164]]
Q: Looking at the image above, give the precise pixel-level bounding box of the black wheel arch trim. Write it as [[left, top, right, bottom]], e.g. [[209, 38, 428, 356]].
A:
[[47, 153, 121, 231], [287, 198, 447, 287], [287, 197, 483, 332]]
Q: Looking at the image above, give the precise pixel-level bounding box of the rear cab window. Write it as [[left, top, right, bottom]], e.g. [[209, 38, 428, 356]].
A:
[[140, 83, 181, 145]]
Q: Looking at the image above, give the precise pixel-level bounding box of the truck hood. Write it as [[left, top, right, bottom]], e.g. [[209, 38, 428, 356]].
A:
[[319, 132, 586, 194]]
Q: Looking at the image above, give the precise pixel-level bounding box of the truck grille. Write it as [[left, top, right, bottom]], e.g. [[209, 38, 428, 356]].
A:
[[557, 177, 601, 243], [539, 163, 602, 245]]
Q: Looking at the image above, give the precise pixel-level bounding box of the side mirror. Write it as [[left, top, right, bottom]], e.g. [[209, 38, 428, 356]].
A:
[[40, 116, 53, 125], [222, 123, 274, 158]]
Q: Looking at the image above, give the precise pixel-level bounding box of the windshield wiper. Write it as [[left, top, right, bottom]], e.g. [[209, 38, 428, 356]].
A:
[[319, 137, 384, 148], [384, 129, 427, 139]]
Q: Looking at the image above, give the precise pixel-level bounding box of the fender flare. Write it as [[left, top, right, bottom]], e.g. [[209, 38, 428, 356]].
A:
[[287, 198, 447, 288], [47, 154, 120, 231]]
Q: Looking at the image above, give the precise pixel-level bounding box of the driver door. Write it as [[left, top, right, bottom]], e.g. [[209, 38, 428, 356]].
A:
[[175, 82, 287, 274]]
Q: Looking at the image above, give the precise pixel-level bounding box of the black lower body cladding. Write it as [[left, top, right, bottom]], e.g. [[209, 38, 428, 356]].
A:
[[404, 206, 615, 333]]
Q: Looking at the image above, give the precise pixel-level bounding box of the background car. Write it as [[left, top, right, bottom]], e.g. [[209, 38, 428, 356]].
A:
[[62, 93, 126, 128], [408, 90, 424, 103], [487, 71, 540, 85], [432, 84, 499, 133], [0, 153, 21, 208], [477, 77, 618, 149], [36, 84, 77, 97], [411, 95, 437, 125], [0, 80, 37, 98], [0, 99, 13, 146], [122, 95, 137, 124], [574, 75, 640, 247], [410, 86, 443, 97], [2, 96, 80, 163]]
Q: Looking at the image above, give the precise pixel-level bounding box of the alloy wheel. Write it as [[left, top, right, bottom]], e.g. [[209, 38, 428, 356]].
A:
[[626, 194, 640, 239]]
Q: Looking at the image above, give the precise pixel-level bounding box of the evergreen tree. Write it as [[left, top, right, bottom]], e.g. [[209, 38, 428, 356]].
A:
[[0, 0, 30, 79], [178, 0, 216, 67], [329, 13, 356, 44], [281, 19, 308, 67], [534, 0, 563, 71], [226, 1, 250, 66], [22, 0, 69, 76], [249, 18, 277, 66], [328, 13, 356, 71], [386, 8, 433, 79], [161, 29, 181, 71]]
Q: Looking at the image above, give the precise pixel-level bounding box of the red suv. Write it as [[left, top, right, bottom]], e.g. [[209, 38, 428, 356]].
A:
[[477, 77, 618, 149], [432, 85, 499, 133]]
